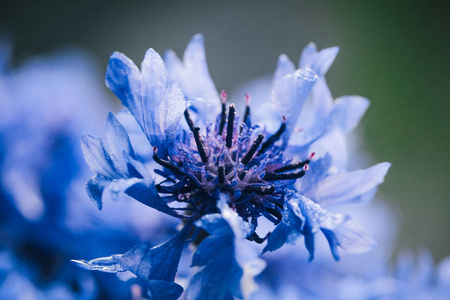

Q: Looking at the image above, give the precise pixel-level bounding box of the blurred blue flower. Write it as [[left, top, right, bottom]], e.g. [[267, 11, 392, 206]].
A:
[[0, 44, 178, 299], [73, 34, 390, 298]]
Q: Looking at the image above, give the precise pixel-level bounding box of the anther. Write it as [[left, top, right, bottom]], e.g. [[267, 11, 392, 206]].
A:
[[266, 207, 282, 221], [241, 133, 264, 166], [184, 109, 195, 132], [257, 116, 286, 155], [218, 90, 227, 135], [263, 169, 306, 181], [152, 147, 182, 174], [226, 104, 236, 148], [240, 93, 251, 134], [193, 128, 208, 164]]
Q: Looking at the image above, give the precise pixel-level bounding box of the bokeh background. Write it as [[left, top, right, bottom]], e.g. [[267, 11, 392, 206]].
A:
[[1, 0, 449, 261]]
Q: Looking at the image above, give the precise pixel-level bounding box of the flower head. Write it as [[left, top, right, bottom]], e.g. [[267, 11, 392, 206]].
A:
[[74, 34, 390, 299]]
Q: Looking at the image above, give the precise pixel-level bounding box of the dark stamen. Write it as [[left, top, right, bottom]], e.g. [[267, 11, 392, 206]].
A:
[[274, 160, 309, 173], [248, 232, 269, 244], [263, 170, 306, 181], [241, 133, 264, 166], [218, 165, 225, 184], [266, 207, 282, 221], [178, 188, 203, 201], [218, 90, 227, 135], [184, 110, 195, 132], [226, 104, 236, 148], [240, 93, 251, 134], [274, 152, 315, 173], [239, 124, 244, 135], [153, 147, 182, 174], [218, 103, 227, 136], [193, 128, 208, 164], [257, 116, 287, 155], [244, 184, 275, 195]]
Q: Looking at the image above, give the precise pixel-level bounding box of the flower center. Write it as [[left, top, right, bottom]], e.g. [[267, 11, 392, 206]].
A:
[[153, 94, 313, 243]]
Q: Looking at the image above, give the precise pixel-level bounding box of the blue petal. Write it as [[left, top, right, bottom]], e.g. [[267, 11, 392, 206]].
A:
[[189, 198, 260, 299], [106, 50, 180, 153], [272, 54, 295, 86], [321, 228, 340, 261], [332, 220, 376, 254], [328, 96, 370, 135], [192, 235, 232, 267], [263, 191, 347, 260], [71, 255, 125, 273], [81, 133, 119, 178], [86, 175, 109, 210], [146, 280, 184, 300], [181, 34, 220, 112], [141, 48, 169, 113], [305, 162, 391, 206], [262, 221, 290, 253], [271, 69, 318, 145], [105, 112, 138, 175], [310, 129, 348, 170], [299, 42, 318, 69], [289, 79, 333, 146], [299, 44, 340, 77], [121, 222, 191, 281], [289, 193, 346, 233], [163, 49, 183, 80], [105, 52, 143, 125], [304, 226, 316, 262], [159, 80, 186, 140], [297, 153, 332, 194], [125, 181, 181, 218], [164, 34, 220, 122]]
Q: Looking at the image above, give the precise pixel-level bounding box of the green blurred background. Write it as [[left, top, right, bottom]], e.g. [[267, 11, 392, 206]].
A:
[[1, 0, 449, 260]]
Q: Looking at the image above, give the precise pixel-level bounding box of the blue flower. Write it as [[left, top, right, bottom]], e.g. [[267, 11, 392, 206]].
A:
[[74, 34, 390, 298]]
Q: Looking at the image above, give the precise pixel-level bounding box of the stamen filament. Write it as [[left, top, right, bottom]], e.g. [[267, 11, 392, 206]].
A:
[[257, 116, 286, 155], [193, 128, 208, 164], [241, 133, 264, 166], [184, 109, 195, 132]]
